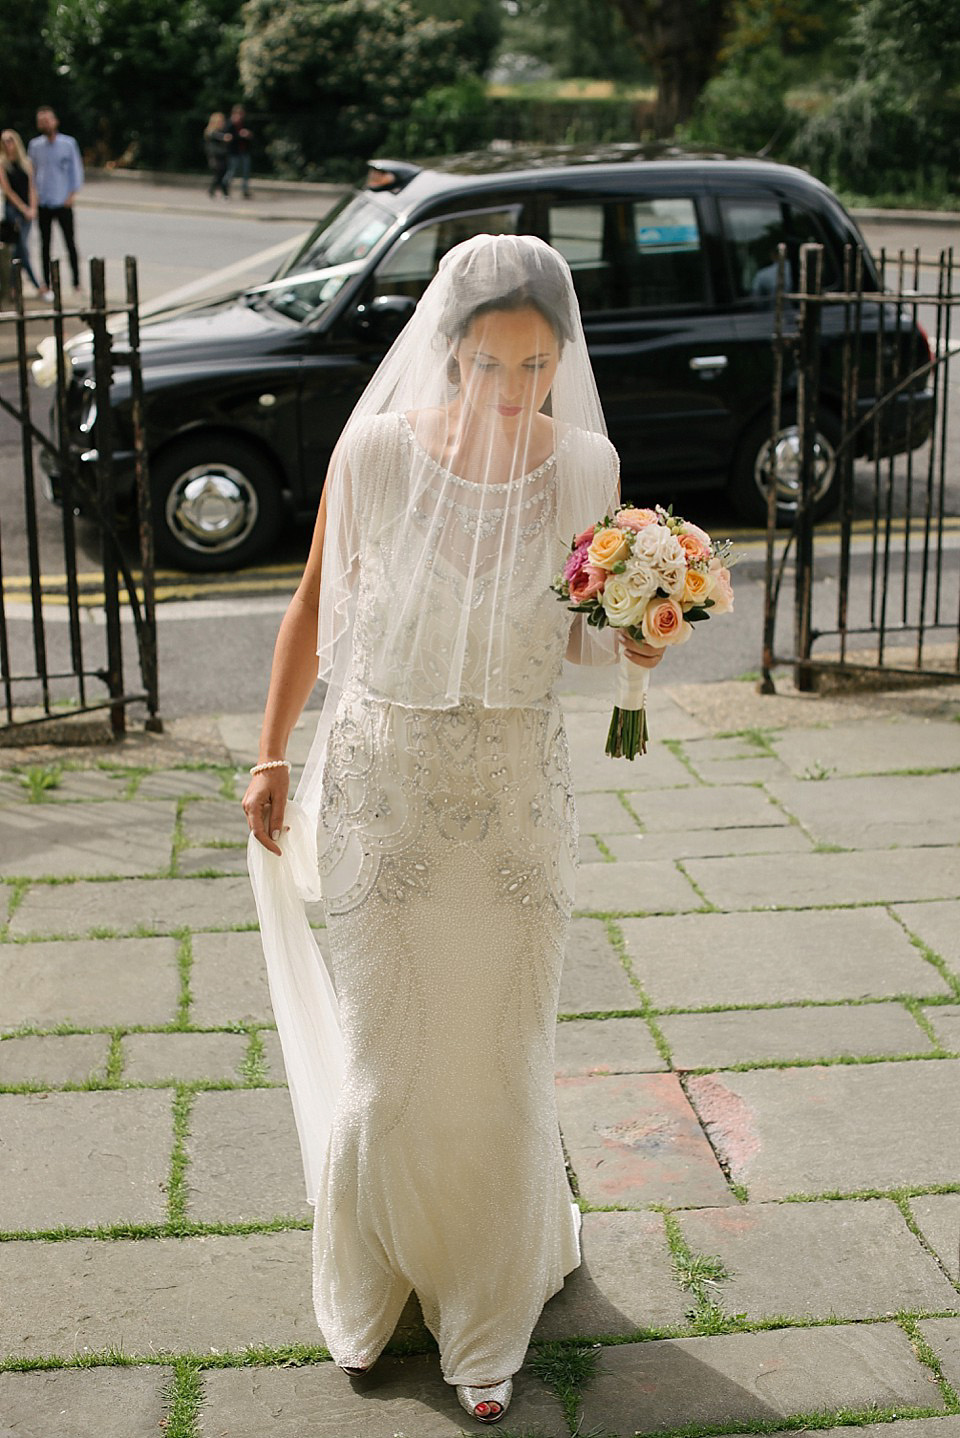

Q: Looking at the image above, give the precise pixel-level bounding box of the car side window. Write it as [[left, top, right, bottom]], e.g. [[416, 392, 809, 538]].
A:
[[370, 209, 518, 303], [720, 196, 837, 303], [548, 197, 707, 313]]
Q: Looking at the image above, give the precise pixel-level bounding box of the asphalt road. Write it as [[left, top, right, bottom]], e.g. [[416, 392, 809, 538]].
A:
[[1, 199, 958, 722]]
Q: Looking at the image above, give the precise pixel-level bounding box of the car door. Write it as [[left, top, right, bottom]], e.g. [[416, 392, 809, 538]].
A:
[[297, 204, 522, 504], [543, 190, 744, 493]]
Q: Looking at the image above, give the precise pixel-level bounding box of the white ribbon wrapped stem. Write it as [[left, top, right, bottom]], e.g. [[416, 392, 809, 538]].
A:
[[614, 653, 651, 711]]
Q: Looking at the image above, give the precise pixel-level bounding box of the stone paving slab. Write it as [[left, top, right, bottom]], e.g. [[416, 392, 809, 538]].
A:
[[917, 1317, 960, 1393], [0, 936, 181, 1029], [660, 1002, 933, 1069], [576, 791, 643, 834], [23, 769, 131, 802], [178, 845, 250, 876], [200, 1355, 567, 1438], [678, 751, 791, 786], [555, 1017, 666, 1075], [677, 1198, 960, 1320], [716, 1421, 960, 1438], [564, 713, 697, 792], [0, 1032, 110, 1085], [619, 908, 948, 1009], [534, 1210, 689, 1339], [685, 1060, 960, 1199], [606, 825, 813, 862], [0, 800, 176, 878], [122, 1031, 250, 1083], [575, 858, 702, 914], [766, 773, 960, 849], [909, 1194, 960, 1283], [894, 902, 960, 969], [0, 1089, 171, 1230], [923, 1004, 960, 1051], [186, 1089, 311, 1221], [627, 784, 791, 832], [0, 1366, 173, 1438], [684, 848, 960, 911], [8, 875, 258, 938], [559, 919, 641, 1013], [557, 1072, 735, 1208], [0, 1231, 317, 1356], [769, 718, 960, 778], [136, 768, 231, 799], [576, 1322, 946, 1437], [190, 929, 277, 1026], [182, 799, 248, 844]]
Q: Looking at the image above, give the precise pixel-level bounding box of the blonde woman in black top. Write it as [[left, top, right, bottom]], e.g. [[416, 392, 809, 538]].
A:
[[0, 129, 42, 298]]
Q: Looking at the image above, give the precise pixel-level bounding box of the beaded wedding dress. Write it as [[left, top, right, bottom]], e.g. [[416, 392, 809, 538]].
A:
[[247, 233, 621, 1390], [309, 412, 615, 1383]]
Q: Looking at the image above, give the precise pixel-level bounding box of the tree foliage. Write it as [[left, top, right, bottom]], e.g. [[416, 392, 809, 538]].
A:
[[410, 0, 503, 76]]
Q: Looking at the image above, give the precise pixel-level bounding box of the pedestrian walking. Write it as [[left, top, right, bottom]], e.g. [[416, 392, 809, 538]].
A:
[[243, 234, 664, 1423], [225, 104, 253, 198], [0, 129, 43, 300], [27, 106, 83, 296], [204, 112, 230, 199]]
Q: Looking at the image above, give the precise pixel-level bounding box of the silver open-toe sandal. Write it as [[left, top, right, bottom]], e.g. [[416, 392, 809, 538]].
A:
[[456, 1376, 513, 1423]]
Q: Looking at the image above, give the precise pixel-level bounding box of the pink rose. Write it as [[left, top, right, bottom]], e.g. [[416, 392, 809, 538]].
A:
[[617, 507, 659, 531], [569, 563, 606, 604], [710, 565, 735, 614], [640, 596, 693, 647], [574, 524, 596, 548], [684, 521, 713, 549], [563, 542, 590, 582]]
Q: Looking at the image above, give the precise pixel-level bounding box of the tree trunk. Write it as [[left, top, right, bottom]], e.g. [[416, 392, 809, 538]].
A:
[[614, 0, 732, 134]]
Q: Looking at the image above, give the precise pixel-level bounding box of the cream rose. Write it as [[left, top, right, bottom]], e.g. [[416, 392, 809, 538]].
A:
[[617, 507, 659, 531], [709, 565, 735, 614], [587, 527, 630, 570], [601, 574, 646, 628], [641, 596, 693, 647]]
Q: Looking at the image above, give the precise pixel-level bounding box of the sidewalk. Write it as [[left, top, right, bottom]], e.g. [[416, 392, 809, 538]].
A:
[[1, 676, 959, 1438]]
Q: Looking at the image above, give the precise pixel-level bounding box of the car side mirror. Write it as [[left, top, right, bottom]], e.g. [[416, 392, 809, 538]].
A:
[[352, 294, 416, 345]]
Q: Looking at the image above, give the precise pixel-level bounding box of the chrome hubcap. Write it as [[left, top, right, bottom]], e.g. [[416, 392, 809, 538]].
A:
[[165, 464, 259, 553], [755, 424, 836, 507]]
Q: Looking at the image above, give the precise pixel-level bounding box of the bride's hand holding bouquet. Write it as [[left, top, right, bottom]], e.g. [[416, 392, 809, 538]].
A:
[[554, 504, 735, 759]]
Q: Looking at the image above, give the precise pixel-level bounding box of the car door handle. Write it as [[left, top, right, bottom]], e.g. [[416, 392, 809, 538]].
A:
[[689, 354, 728, 371]]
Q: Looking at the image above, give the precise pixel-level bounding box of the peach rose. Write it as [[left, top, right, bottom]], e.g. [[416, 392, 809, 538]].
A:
[[641, 596, 693, 647], [709, 565, 735, 614], [617, 507, 659, 532], [569, 563, 606, 604], [574, 524, 596, 548], [678, 531, 710, 563], [587, 527, 630, 571], [681, 566, 713, 608]]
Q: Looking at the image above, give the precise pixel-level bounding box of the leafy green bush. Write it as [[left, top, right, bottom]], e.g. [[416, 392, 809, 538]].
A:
[[679, 45, 800, 156], [385, 75, 491, 159]]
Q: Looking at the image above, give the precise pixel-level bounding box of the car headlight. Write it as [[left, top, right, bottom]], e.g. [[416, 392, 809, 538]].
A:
[[32, 334, 73, 389]]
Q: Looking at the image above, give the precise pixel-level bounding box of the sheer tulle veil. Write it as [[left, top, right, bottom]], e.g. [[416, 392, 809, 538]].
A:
[[248, 233, 619, 1202]]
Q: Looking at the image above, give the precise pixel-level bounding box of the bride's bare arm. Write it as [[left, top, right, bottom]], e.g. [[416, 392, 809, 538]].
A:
[[242, 488, 328, 854]]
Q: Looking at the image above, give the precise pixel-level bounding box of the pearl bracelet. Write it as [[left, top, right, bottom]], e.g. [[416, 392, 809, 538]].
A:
[[249, 759, 291, 776]]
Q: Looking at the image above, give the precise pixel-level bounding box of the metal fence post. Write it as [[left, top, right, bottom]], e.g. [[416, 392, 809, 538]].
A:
[[793, 243, 823, 693]]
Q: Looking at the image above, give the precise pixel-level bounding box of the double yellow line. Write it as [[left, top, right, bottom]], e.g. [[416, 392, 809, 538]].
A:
[[1, 562, 304, 607]]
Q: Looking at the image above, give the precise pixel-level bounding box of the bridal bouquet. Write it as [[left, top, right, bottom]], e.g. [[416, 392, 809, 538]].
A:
[[553, 505, 735, 760]]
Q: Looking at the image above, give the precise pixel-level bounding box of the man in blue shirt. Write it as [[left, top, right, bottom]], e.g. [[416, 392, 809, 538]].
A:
[[27, 106, 83, 299]]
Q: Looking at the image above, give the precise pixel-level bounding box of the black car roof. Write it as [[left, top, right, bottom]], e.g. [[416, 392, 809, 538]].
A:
[[367, 144, 837, 215]]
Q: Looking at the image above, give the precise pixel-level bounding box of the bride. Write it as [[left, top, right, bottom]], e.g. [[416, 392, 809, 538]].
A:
[[243, 233, 663, 1424]]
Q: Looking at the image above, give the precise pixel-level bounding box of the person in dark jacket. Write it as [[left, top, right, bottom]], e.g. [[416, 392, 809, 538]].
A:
[[225, 104, 253, 198], [204, 112, 230, 199]]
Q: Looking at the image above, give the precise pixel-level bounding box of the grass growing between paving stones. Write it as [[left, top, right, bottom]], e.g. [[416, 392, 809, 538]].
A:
[[240, 1028, 269, 1085], [602, 918, 672, 1066], [168, 1085, 194, 1229], [529, 1339, 602, 1432], [659, 1208, 732, 1332], [162, 1359, 202, 1438]]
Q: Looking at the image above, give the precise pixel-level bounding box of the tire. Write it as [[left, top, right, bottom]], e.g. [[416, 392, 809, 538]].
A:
[[727, 405, 843, 529], [150, 436, 284, 572]]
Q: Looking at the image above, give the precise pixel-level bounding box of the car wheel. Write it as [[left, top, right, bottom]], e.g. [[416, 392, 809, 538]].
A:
[[727, 406, 843, 528], [150, 437, 283, 572]]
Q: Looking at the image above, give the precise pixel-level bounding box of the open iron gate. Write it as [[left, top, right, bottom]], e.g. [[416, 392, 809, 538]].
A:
[[0, 256, 160, 735], [761, 240, 958, 691]]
